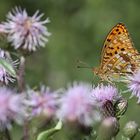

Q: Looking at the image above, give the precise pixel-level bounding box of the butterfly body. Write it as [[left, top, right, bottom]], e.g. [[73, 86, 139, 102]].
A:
[[93, 23, 140, 82]]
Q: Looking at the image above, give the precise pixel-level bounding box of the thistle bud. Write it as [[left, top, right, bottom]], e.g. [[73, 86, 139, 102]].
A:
[[114, 98, 128, 119], [123, 121, 139, 139], [97, 117, 119, 140]]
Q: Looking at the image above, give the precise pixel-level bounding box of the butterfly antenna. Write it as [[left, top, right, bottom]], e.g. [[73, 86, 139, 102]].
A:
[[77, 60, 93, 69], [91, 78, 95, 88]]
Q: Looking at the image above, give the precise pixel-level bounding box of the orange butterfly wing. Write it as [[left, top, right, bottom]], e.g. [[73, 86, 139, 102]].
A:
[[96, 23, 140, 81]]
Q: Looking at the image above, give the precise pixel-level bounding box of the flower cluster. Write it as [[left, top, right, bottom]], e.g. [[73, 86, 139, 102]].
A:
[[3, 7, 51, 51], [0, 6, 53, 130], [0, 80, 128, 130], [22, 83, 121, 126]]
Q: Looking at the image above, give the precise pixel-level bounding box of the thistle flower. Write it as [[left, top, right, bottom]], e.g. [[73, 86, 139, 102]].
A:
[[91, 84, 119, 105], [0, 49, 17, 84], [4, 7, 51, 51], [27, 86, 59, 118], [0, 87, 26, 129], [127, 70, 140, 103], [57, 82, 101, 126], [91, 84, 119, 118]]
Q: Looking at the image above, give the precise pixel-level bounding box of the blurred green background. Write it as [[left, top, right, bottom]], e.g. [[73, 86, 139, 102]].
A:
[[1, 0, 140, 139]]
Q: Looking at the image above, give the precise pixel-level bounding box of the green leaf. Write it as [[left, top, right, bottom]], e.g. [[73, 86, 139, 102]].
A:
[[37, 120, 63, 140], [0, 58, 16, 77]]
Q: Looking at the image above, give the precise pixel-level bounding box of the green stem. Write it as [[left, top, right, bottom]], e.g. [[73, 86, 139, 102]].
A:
[[17, 56, 25, 92], [17, 56, 30, 140]]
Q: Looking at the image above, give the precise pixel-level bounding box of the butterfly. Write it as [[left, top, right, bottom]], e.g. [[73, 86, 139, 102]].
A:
[[93, 23, 140, 82]]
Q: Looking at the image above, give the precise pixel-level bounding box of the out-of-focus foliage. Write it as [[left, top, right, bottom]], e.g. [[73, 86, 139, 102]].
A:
[[0, 0, 140, 140]]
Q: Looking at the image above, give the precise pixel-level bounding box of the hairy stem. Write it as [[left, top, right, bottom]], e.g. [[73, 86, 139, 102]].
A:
[[22, 120, 30, 140], [17, 56, 30, 140], [17, 56, 25, 92]]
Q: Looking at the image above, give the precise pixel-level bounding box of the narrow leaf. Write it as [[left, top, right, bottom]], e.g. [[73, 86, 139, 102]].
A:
[[37, 120, 63, 140], [0, 58, 16, 77]]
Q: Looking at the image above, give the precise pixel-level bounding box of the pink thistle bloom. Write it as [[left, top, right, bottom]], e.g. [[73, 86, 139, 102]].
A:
[[28, 86, 59, 118], [57, 82, 101, 126], [127, 70, 140, 103], [0, 87, 26, 129], [91, 84, 119, 105], [91, 85, 120, 118], [4, 7, 51, 51], [0, 49, 17, 84]]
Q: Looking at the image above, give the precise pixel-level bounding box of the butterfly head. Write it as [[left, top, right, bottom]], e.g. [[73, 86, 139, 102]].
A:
[[92, 67, 107, 81], [92, 67, 100, 76]]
